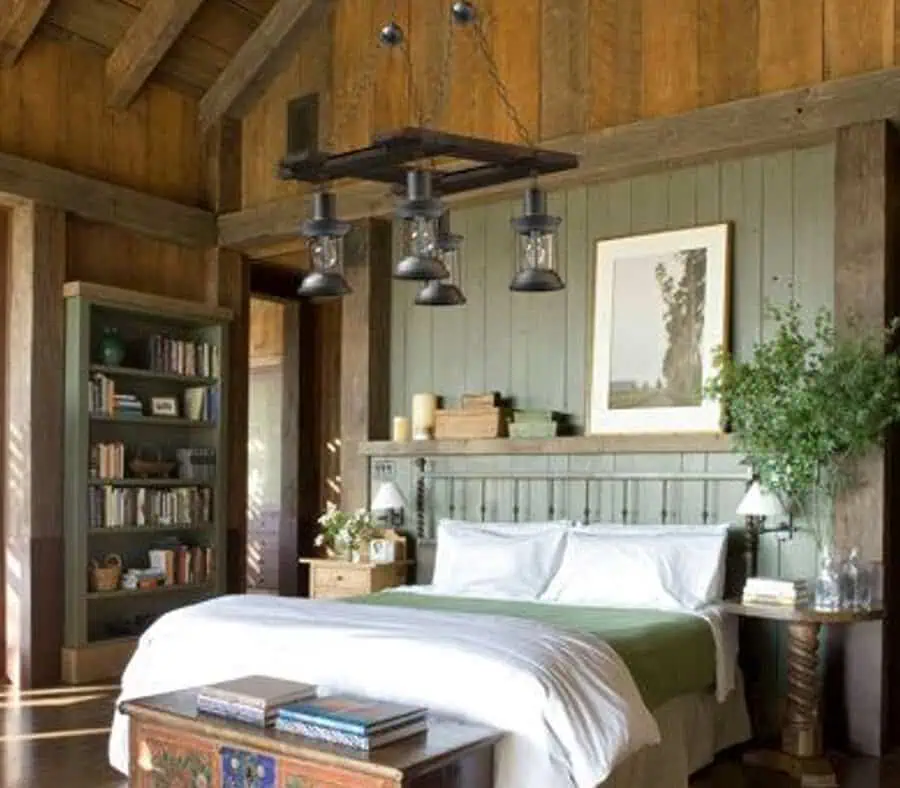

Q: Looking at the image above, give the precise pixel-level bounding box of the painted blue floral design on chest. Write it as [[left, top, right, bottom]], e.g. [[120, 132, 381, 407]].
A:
[[220, 747, 276, 788]]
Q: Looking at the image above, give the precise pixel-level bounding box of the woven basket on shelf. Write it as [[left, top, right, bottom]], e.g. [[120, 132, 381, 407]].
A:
[[89, 553, 123, 592]]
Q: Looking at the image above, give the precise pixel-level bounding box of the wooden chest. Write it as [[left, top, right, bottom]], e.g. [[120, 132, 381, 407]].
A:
[[122, 689, 500, 788], [300, 559, 412, 599]]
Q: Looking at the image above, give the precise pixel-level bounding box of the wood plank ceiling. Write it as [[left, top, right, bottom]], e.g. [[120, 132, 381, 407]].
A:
[[0, 0, 325, 135]]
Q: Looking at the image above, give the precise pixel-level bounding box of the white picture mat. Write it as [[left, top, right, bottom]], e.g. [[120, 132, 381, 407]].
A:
[[589, 223, 730, 435]]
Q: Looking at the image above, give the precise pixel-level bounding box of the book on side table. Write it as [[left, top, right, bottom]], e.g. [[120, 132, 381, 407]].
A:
[[276, 694, 429, 750], [197, 675, 317, 727]]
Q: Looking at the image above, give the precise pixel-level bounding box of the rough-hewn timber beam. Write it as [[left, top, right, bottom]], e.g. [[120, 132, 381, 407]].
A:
[[105, 0, 205, 109], [0, 0, 52, 67], [0, 149, 216, 248], [198, 0, 316, 133], [219, 65, 900, 252]]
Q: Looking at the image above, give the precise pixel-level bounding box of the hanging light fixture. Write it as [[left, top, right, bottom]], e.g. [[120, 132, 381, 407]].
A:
[[297, 190, 352, 299], [415, 214, 466, 306], [509, 184, 564, 292], [394, 169, 449, 281]]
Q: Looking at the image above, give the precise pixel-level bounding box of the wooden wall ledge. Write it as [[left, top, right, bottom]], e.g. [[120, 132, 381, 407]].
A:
[[220, 65, 900, 252], [359, 434, 734, 457], [0, 150, 216, 248]]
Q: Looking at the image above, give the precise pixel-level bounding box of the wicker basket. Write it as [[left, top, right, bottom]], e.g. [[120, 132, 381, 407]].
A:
[[89, 553, 123, 592], [434, 407, 505, 439]]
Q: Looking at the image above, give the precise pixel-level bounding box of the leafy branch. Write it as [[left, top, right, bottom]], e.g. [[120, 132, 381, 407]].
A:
[[705, 296, 900, 544]]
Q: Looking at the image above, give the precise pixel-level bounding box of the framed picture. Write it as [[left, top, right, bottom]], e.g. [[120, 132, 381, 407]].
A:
[[589, 223, 731, 435], [368, 538, 395, 564], [150, 396, 179, 417]]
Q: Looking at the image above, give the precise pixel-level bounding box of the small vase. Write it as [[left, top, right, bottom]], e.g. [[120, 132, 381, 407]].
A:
[[99, 327, 126, 366]]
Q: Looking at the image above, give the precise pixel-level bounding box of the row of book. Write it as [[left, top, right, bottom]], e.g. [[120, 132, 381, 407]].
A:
[[148, 545, 214, 585], [183, 386, 219, 422], [197, 676, 428, 751], [742, 577, 808, 606], [88, 486, 213, 529], [91, 441, 126, 480], [148, 335, 220, 379]]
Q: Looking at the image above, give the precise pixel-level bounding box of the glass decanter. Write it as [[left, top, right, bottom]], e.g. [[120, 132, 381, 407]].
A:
[[814, 546, 842, 611]]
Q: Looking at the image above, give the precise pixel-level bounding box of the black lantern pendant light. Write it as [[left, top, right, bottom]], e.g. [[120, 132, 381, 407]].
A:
[[298, 190, 352, 299], [415, 214, 467, 306], [394, 169, 450, 281], [509, 185, 564, 292]]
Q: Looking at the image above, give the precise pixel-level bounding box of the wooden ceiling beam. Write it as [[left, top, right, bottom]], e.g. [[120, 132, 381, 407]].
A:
[[105, 0, 206, 109], [0, 0, 52, 67], [198, 0, 317, 133], [218, 64, 900, 252], [0, 150, 216, 248]]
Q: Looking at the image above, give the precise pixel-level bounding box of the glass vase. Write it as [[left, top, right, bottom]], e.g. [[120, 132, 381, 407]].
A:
[[840, 547, 872, 610], [99, 327, 126, 366], [814, 546, 842, 611]]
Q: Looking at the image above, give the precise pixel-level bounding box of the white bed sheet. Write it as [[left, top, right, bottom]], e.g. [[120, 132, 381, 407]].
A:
[[109, 593, 660, 788]]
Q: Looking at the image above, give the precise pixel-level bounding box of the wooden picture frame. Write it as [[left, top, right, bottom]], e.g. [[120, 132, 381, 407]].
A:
[[588, 223, 731, 435]]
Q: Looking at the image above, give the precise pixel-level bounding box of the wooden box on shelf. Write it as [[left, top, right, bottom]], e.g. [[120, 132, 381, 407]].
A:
[[434, 408, 505, 439], [300, 558, 413, 600]]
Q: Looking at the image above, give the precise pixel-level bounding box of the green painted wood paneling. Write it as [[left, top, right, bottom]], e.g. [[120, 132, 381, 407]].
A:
[[374, 144, 836, 734]]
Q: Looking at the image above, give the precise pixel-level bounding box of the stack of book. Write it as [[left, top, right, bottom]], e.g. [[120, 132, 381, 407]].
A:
[[197, 675, 317, 727], [742, 577, 809, 607], [276, 694, 428, 750]]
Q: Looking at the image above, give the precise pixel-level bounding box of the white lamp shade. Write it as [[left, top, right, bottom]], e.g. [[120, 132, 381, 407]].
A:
[[371, 481, 407, 512], [737, 481, 785, 518]]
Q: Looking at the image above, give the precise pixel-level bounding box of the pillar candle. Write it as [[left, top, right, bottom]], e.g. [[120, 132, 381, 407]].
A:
[[411, 393, 437, 439], [392, 416, 411, 443]]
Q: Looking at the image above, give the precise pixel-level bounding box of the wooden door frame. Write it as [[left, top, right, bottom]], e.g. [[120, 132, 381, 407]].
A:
[[248, 261, 320, 597]]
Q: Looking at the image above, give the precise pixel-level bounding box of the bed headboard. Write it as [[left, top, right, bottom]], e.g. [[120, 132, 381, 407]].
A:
[[398, 459, 751, 591]]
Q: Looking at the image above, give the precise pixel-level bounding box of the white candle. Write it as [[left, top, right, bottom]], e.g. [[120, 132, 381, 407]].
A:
[[392, 416, 411, 443], [411, 393, 437, 439]]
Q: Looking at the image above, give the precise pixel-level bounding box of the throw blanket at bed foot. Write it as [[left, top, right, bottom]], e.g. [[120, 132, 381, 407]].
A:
[[109, 594, 659, 788]]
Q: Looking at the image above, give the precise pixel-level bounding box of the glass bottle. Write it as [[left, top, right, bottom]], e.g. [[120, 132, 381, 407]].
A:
[[814, 546, 842, 611], [842, 547, 871, 610]]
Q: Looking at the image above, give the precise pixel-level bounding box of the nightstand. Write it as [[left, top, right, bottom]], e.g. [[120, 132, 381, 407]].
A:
[[299, 558, 414, 599], [720, 600, 884, 787]]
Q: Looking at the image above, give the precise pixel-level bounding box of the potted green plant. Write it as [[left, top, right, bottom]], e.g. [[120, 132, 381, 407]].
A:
[[314, 502, 378, 562], [706, 296, 900, 547]]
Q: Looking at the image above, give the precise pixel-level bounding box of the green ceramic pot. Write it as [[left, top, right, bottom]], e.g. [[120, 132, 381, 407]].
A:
[[99, 327, 126, 366]]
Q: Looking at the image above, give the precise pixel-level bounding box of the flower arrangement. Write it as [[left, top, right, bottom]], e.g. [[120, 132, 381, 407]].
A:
[[706, 295, 900, 544], [314, 501, 377, 560]]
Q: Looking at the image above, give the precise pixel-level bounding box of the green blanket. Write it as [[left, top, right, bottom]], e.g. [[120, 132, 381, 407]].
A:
[[345, 592, 716, 710]]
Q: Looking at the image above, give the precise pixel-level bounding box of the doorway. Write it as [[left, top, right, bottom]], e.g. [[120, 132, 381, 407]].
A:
[[247, 297, 286, 593]]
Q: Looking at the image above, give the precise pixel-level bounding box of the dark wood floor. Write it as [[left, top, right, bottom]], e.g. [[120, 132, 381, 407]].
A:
[[0, 683, 896, 787]]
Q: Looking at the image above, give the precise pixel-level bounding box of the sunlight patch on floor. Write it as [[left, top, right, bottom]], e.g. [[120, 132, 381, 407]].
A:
[[0, 726, 111, 743]]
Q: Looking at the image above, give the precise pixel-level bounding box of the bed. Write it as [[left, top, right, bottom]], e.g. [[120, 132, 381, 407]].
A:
[[109, 468, 753, 788]]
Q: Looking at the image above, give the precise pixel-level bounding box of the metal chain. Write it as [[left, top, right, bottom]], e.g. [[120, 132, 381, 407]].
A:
[[470, 14, 535, 148], [421, 10, 456, 129], [323, 38, 383, 153]]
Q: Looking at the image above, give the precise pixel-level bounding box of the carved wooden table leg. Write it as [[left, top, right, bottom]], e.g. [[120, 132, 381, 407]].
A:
[[744, 621, 838, 787]]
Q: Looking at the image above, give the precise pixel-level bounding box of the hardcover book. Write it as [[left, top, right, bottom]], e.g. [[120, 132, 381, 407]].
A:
[[198, 675, 317, 711], [275, 715, 428, 750], [277, 695, 427, 735]]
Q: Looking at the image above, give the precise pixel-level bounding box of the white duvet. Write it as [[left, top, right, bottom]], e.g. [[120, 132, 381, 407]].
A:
[[109, 593, 662, 788]]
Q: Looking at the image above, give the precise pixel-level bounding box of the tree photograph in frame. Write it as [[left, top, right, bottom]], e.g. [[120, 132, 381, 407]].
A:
[[589, 224, 731, 435]]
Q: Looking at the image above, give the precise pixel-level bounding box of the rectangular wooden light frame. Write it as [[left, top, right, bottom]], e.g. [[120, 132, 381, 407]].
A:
[[277, 126, 579, 196]]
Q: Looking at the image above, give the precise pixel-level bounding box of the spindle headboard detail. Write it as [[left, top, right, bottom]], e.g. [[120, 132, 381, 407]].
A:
[[408, 458, 752, 584]]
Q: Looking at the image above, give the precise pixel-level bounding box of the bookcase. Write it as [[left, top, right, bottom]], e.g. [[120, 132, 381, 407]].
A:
[[61, 282, 233, 683]]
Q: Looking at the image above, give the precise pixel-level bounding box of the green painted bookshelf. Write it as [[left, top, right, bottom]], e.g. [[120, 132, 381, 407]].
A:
[[62, 282, 233, 684]]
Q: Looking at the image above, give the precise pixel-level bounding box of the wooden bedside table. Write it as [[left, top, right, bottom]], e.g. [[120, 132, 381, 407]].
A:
[[300, 558, 414, 599], [720, 600, 884, 787]]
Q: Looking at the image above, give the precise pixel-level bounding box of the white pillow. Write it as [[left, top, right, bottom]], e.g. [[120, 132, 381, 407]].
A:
[[541, 529, 729, 610], [431, 520, 569, 599], [575, 523, 732, 535]]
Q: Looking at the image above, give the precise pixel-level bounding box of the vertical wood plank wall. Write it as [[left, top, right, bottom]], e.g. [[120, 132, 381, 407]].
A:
[[373, 144, 836, 731]]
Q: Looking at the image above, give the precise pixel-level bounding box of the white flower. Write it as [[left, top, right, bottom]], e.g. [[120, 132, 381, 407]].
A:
[[314, 534, 324, 547]]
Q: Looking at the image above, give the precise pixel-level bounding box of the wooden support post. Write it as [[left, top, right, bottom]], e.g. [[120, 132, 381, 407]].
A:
[[339, 220, 393, 511], [205, 120, 249, 594], [4, 201, 66, 688], [831, 120, 900, 754]]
